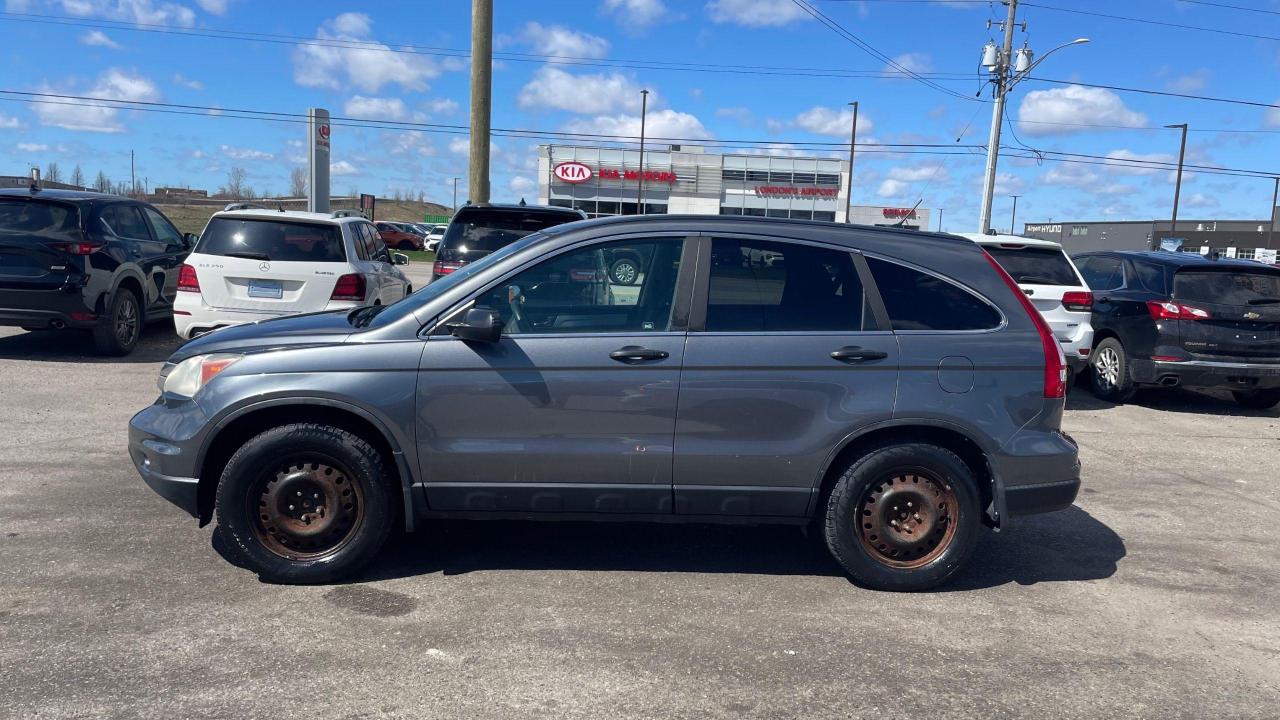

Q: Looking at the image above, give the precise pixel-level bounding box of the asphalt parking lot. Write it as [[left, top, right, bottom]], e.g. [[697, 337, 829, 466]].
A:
[[1, 324, 1277, 719]]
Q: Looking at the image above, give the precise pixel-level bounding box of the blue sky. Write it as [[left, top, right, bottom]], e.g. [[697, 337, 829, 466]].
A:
[[1, 0, 1278, 230]]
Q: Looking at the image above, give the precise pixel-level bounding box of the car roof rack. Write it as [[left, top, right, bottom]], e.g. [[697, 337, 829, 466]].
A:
[[331, 209, 367, 219], [223, 202, 268, 211]]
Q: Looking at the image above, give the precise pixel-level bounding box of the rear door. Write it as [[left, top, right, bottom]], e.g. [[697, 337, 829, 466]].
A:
[[672, 235, 898, 517], [140, 205, 188, 310], [1172, 267, 1280, 361], [358, 223, 396, 303], [983, 244, 1087, 343], [188, 216, 345, 313]]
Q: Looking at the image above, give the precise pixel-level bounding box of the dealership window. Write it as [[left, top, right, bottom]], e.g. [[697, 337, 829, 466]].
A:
[[722, 169, 746, 182], [789, 210, 813, 220], [720, 207, 743, 216], [706, 238, 872, 332], [812, 211, 836, 222], [767, 209, 789, 219], [549, 198, 572, 209], [768, 172, 793, 183], [792, 172, 816, 184], [746, 170, 769, 182], [597, 201, 620, 215], [1070, 225, 1090, 236], [742, 208, 766, 217], [816, 173, 840, 185]]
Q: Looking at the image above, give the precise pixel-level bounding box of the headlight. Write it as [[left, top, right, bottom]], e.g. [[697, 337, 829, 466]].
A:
[[161, 353, 242, 398]]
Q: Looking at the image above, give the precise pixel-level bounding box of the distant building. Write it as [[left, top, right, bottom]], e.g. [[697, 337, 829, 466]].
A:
[[0, 175, 90, 192], [153, 186, 208, 199], [1022, 209, 1280, 258]]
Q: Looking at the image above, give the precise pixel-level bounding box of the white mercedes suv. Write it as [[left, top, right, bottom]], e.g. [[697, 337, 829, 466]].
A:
[[173, 206, 412, 339]]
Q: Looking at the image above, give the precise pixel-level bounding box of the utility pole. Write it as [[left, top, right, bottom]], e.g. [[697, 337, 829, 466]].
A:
[[1010, 194, 1021, 234], [1269, 176, 1278, 250], [1167, 123, 1188, 238], [637, 89, 649, 215], [846, 101, 858, 223], [130, 150, 135, 197], [467, 0, 493, 204], [938, 208, 944, 232], [452, 177, 460, 213], [978, 0, 1018, 234]]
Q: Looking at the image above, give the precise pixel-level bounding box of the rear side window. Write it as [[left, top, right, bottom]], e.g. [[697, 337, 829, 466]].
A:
[[1078, 256, 1124, 291], [439, 209, 581, 256], [0, 199, 79, 235], [1174, 270, 1280, 305], [866, 256, 1001, 331], [1128, 260, 1166, 295], [983, 246, 1079, 286], [100, 204, 151, 241], [706, 238, 874, 331], [196, 217, 346, 263]]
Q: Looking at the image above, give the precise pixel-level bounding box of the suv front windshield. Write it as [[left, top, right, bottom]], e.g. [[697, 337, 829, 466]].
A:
[[363, 231, 545, 328], [197, 217, 346, 262]]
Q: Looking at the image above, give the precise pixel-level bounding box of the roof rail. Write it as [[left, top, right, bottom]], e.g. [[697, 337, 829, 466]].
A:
[[332, 209, 367, 219], [223, 202, 267, 212]]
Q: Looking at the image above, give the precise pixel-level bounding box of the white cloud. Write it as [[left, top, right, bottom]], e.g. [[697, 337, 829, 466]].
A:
[[521, 22, 609, 59], [80, 30, 122, 49], [343, 95, 406, 120], [428, 98, 459, 115], [793, 105, 873, 137], [1016, 85, 1147, 135], [32, 68, 159, 133], [195, 0, 227, 14], [1167, 69, 1209, 94], [220, 144, 273, 160], [1184, 192, 1218, 209], [1266, 101, 1280, 129], [888, 165, 946, 183], [562, 109, 712, 141], [993, 172, 1025, 195], [1104, 149, 1174, 176], [330, 160, 359, 176], [51, 0, 197, 27], [602, 0, 669, 29], [17, 142, 49, 152], [1042, 163, 1099, 188], [449, 136, 501, 157], [172, 73, 203, 89], [510, 176, 536, 194], [715, 106, 751, 122], [518, 67, 652, 114], [0, 114, 22, 129], [707, 0, 810, 27], [885, 52, 932, 75], [293, 13, 438, 93], [877, 179, 908, 198]]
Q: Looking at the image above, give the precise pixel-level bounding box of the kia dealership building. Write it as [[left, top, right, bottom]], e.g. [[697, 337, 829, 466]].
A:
[[536, 144, 931, 230]]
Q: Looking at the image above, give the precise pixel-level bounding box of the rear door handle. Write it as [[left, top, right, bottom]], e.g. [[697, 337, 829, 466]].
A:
[[831, 346, 889, 363], [609, 346, 670, 363]]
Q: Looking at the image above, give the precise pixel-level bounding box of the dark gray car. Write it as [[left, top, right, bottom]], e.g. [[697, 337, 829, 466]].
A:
[[129, 215, 1079, 591]]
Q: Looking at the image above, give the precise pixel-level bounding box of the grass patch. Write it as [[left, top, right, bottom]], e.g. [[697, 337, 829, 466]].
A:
[[398, 250, 436, 264]]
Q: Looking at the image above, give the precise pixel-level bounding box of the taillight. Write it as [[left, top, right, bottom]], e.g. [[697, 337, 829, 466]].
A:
[[177, 263, 200, 293], [330, 273, 366, 301], [47, 240, 103, 255], [1061, 291, 1093, 312], [1146, 300, 1209, 320], [984, 251, 1067, 399], [433, 260, 464, 276]]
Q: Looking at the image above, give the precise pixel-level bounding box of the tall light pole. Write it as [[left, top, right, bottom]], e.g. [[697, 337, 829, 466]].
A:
[[1166, 123, 1188, 239], [1269, 176, 1278, 251], [1010, 194, 1021, 234], [452, 177, 460, 213], [637, 89, 649, 215], [938, 208, 944, 233], [846, 101, 859, 223], [467, 0, 493, 204]]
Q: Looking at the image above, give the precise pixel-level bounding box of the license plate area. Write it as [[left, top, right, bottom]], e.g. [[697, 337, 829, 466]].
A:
[[247, 279, 283, 299]]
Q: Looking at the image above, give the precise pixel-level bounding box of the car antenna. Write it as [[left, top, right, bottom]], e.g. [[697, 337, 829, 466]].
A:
[[519, 197, 527, 206], [893, 198, 924, 228]]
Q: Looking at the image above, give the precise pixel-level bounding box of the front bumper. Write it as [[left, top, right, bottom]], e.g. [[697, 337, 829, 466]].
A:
[[128, 399, 210, 518], [1132, 358, 1280, 390]]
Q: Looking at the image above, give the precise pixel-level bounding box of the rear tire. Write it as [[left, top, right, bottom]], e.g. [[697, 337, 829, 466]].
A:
[[214, 423, 397, 584], [398, 240, 416, 251], [823, 443, 982, 592], [1090, 337, 1136, 402], [609, 256, 641, 285], [1232, 389, 1280, 409], [92, 287, 140, 356]]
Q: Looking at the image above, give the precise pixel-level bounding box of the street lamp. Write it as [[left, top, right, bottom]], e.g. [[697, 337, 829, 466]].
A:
[[1166, 123, 1188, 242], [637, 89, 649, 215], [1009, 194, 1021, 235]]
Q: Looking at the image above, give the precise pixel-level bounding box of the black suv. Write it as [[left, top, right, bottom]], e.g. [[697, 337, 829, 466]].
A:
[[1074, 250, 1280, 408], [432, 203, 586, 280], [0, 188, 195, 355]]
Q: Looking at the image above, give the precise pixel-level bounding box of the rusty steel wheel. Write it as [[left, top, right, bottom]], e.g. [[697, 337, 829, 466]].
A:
[[856, 471, 959, 569], [249, 458, 366, 561]]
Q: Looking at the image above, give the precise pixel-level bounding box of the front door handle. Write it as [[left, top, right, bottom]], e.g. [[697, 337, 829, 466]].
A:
[[609, 346, 669, 363], [831, 346, 889, 363]]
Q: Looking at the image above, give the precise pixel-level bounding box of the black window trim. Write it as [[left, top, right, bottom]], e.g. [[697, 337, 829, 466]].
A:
[[686, 232, 892, 335], [423, 231, 699, 339], [861, 250, 1008, 335]]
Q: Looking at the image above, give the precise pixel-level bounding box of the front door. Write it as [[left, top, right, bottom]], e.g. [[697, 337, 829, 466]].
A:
[[417, 236, 693, 514], [673, 235, 900, 517]]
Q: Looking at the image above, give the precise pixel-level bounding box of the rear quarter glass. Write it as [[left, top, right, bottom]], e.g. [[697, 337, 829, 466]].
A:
[[197, 217, 346, 263]]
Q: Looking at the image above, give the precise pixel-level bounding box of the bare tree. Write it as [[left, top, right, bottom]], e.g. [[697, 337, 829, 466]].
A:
[[69, 164, 85, 189], [220, 167, 247, 200], [94, 171, 110, 192], [44, 162, 62, 184], [289, 167, 307, 197]]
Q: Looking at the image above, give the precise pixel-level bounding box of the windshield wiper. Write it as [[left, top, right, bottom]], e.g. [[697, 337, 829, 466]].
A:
[[1016, 275, 1057, 285], [223, 251, 270, 261], [1247, 297, 1280, 305]]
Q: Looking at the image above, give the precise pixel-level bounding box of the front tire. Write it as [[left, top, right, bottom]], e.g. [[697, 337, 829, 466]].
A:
[[215, 423, 397, 584], [1232, 388, 1280, 409], [1090, 337, 1136, 402], [823, 443, 982, 592], [92, 287, 140, 356]]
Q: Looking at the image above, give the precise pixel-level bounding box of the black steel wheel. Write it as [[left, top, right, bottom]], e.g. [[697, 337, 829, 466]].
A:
[[92, 287, 140, 356]]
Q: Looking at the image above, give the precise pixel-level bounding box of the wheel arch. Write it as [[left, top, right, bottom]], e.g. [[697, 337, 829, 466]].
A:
[[195, 399, 415, 532], [812, 420, 999, 528], [105, 271, 147, 321]]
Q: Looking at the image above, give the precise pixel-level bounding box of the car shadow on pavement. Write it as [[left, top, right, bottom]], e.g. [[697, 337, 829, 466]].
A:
[[0, 324, 182, 363], [1067, 385, 1278, 418]]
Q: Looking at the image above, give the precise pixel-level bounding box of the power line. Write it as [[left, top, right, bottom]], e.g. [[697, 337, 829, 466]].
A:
[[1021, 2, 1280, 43], [1028, 76, 1280, 111], [1174, 0, 1280, 17]]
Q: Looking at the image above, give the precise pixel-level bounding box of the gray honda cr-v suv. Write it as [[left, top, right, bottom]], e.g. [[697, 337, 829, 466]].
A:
[[129, 215, 1080, 591]]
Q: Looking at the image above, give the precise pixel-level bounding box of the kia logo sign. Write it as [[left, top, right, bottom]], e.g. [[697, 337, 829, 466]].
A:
[[318, 124, 330, 140], [553, 162, 593, 184]]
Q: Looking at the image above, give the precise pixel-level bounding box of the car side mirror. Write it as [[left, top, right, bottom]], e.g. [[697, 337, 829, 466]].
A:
[[392, 252, 410, 265], [446, 307, 504, 343], [183, 232, 198, 249]]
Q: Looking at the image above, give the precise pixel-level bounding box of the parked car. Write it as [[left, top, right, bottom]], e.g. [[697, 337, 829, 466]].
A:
[[432, 203, 586, 280], [0, 187, 195, 355], [130, 215, 1079, 591], [1073, 250, 1280, 408], [424, 223, 447, 253], [961, 233, 1094, 377], [173, 206, 412, 339], [374, 221, 423, 251]]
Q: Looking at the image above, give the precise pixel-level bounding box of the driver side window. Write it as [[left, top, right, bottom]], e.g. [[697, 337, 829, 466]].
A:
[[478, 238, 684, 335]]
